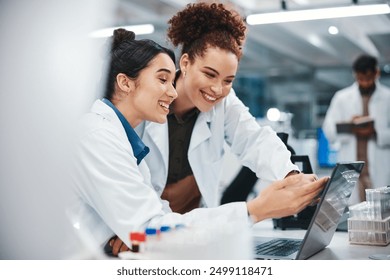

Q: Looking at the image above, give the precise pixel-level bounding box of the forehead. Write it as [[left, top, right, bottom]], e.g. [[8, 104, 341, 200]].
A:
[[195, 47, 238, 74], [145, 53, 176, 73]]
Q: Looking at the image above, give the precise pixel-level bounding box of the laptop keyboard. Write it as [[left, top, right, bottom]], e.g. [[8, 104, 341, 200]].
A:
[[255, 239, 301, 257]]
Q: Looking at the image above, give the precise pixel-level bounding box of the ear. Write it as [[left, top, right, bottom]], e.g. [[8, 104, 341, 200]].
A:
[[179, 53, 190, 73], [375, 67, 381, 79], [116, 73, 134, 93]]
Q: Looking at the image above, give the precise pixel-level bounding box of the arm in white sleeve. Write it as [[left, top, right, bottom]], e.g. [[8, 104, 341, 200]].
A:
[[374, 86, 390, 147], [223, 91, 297, 181], [73, 128, 248, 248], [322, 92, 352, 145]]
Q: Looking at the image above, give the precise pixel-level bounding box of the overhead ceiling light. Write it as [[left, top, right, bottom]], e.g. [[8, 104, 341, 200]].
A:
[[246, 4, 390, 25], [328, 26, 339, 35], [89, 24, 154, 38], [267, 108, 281, 122]]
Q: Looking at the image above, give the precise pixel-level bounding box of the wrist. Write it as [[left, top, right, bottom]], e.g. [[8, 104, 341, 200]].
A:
[[247, 199, 267, 223], [285, 170, 300, 178]]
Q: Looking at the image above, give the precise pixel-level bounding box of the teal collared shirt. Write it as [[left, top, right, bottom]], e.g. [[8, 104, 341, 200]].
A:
[[102, 98, 149, 165]]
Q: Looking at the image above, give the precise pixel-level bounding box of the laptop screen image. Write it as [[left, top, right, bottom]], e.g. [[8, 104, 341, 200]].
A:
[[253, 161, 364, 260]]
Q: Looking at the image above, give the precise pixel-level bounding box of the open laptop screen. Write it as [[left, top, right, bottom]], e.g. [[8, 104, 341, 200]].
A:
[[297, 161, 364, 259]]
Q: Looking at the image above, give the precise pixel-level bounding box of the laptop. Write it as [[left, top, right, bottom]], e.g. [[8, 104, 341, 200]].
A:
[[253, 161, 364, 260]]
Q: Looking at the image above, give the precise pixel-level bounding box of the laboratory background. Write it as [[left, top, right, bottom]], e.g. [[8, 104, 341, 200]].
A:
[[1, 0, 389, 259]]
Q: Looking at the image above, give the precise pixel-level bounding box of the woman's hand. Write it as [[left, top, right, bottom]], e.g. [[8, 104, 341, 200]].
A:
[[105, 235, 130, 256], [247, 173, 328, 223]]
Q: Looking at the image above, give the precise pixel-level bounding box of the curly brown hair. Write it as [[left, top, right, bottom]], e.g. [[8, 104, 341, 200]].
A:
[[167, 2, 246, 62]]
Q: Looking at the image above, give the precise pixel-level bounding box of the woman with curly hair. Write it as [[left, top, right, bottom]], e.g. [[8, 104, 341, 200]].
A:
[[139, 2, 323, 214]]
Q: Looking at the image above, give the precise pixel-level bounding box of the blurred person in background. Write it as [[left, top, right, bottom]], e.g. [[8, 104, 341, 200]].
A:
[[322, 54, 390, 203]]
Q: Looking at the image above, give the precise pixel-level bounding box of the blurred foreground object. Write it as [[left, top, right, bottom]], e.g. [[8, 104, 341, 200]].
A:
[[0, 0, 115, 259]]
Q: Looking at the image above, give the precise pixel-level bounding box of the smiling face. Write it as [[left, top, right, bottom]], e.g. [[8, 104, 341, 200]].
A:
[[174, 46, 239, 115], [125, 53, 177, 126]]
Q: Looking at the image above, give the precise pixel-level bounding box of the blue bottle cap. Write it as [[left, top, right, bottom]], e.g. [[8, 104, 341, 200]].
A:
[[160, 226, 171, 232], [145, 228, 157, 235], [175, 224, 186, 230]]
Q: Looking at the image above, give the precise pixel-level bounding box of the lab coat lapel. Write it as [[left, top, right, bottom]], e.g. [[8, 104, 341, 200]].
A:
[[189, 111, 212, 152], [144, 121, 169, 171]]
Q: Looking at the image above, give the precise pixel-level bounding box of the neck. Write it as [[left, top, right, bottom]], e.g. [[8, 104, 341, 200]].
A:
[[111, 96, 140, 128], [172, 76, 197, 118]]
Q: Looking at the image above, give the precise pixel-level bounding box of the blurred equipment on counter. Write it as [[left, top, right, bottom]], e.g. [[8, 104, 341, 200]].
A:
[[272, 135, 316, 230]]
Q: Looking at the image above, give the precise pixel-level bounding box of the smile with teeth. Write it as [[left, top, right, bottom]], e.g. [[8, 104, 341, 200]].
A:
[[158, 101, 170, 111], [201, 91, 217, 102]]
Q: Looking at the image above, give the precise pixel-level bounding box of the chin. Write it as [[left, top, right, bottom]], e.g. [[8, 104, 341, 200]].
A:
[[196, 103, 215, 113], [153, 116, 168, 124]]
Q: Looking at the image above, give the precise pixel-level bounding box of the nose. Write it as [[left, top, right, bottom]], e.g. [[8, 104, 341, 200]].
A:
[[210, 83, 223, 96], [167, 84, 178, 100]]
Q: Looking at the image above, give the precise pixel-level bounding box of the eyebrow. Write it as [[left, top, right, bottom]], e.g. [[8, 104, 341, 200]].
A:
[[156, 68, 173, 74], [204, 66, 235, 79]]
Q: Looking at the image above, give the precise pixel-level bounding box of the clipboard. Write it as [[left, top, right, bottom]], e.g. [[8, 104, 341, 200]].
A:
[[336, 117, 374, 134]]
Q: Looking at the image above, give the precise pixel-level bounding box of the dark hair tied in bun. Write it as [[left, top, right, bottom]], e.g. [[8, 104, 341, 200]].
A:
[[112, 28, 136, 50]]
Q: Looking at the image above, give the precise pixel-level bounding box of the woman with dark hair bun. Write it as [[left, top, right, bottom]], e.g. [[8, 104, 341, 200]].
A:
[[72, 28, 179, 255], [141, 2, 325, 217]]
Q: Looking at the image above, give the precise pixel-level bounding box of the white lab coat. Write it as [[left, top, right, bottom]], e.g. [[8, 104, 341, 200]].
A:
[[71, 100, 248, 248], [322, 81, 390, 190], [137, 90, 297, 208]]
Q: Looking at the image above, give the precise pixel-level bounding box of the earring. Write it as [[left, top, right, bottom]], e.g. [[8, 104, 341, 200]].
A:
[[183, 71, 186, 77]]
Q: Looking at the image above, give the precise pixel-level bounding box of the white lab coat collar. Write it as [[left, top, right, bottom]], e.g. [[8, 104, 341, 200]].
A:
[[140, 106, 217, 171], [91, 99, 119, 125], [142, 121, 169, 172], [90, 100, 131, 148], [189, 108, 214, 151]]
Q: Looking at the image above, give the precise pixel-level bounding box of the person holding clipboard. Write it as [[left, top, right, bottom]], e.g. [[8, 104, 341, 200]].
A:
[[323, 54, 390, 203]]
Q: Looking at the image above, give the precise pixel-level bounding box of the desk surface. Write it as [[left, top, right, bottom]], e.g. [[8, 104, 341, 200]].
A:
[[252, 219, 390, 260]]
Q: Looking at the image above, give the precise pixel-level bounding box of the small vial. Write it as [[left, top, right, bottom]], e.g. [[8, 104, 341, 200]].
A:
[[160, 225, 171, 233], [145, 228, 159, 252], [175, 224, 186, 230], [159, 226, 171, 242], [129, 232, 146, 253]]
